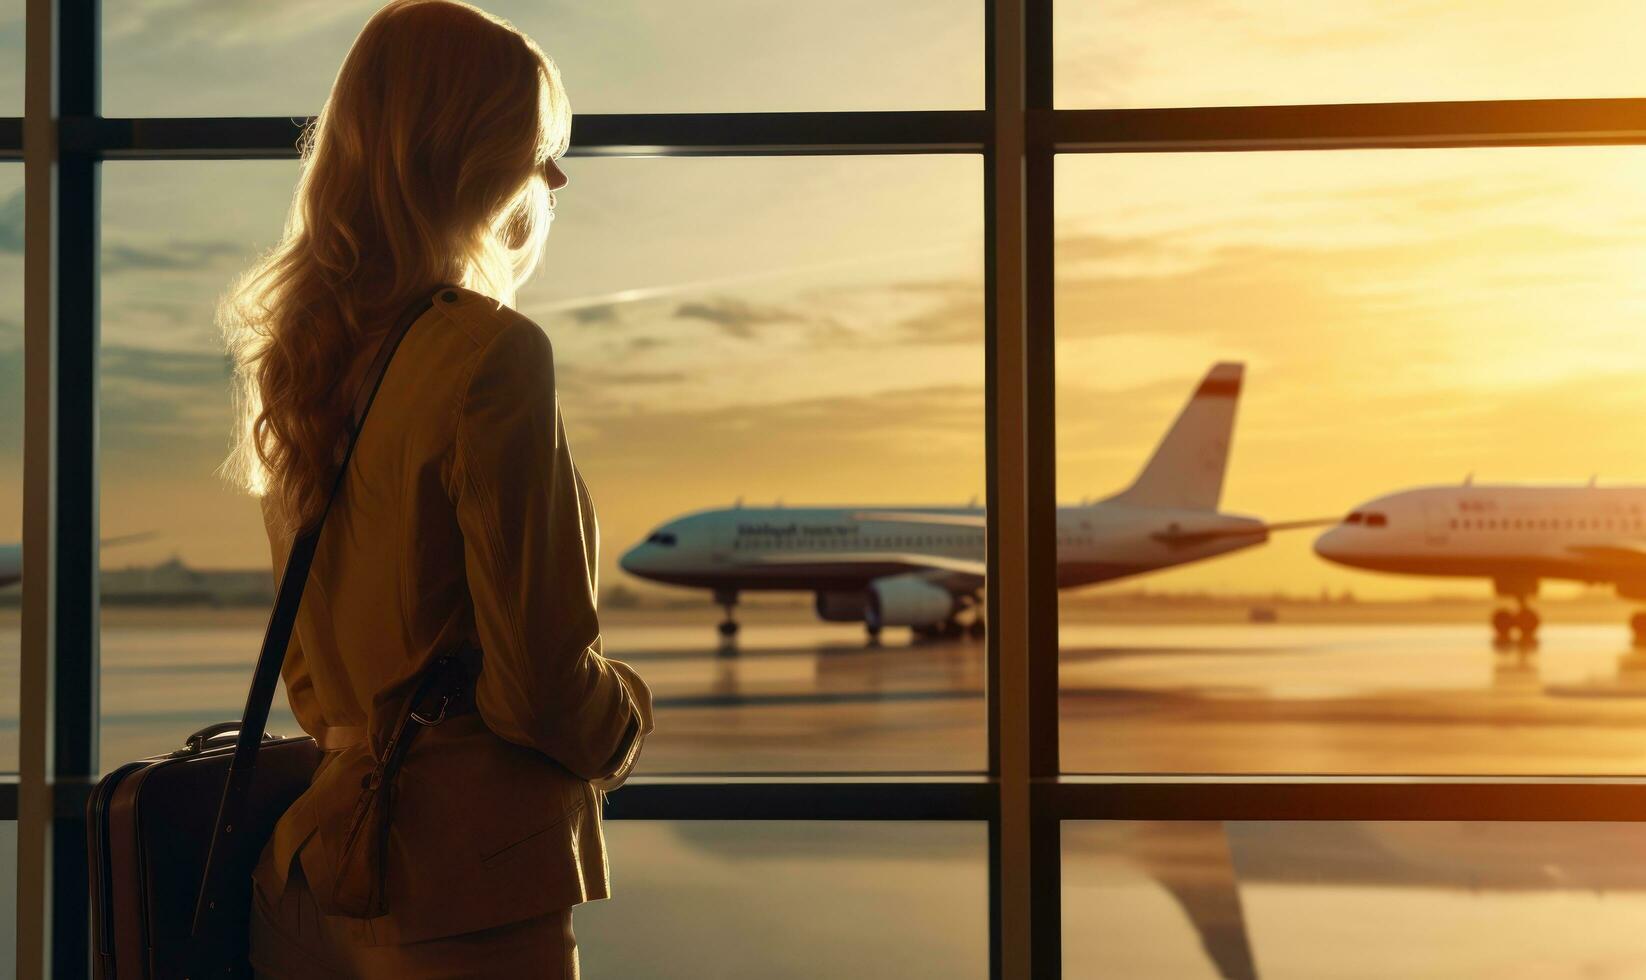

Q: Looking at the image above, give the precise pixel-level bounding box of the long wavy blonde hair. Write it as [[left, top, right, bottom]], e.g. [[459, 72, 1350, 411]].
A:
[[221, 0, 569, 534]]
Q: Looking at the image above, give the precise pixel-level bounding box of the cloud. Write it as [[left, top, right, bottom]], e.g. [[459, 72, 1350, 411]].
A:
[[104, 0, 371, 47], [556, 364, 689, 402], [102, 344, 233, 389], [98, 344, 236, 464], [892, 294, 983, 346], [673, 297, 802, 339], [102, 239, 248, 275], [567, 303, 622, 326]]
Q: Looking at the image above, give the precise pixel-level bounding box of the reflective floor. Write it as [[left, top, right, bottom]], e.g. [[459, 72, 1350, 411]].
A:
[[9, 608, 1646, 974], [11, 605, 1646, 774], [1067, 820, 1646, 980]]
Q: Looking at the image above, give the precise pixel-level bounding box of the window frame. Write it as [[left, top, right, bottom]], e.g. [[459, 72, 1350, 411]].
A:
[[14, 0, 1646, 977]]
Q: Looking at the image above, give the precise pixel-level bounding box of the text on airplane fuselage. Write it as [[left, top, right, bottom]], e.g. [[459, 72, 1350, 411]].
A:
[[736, 522, 860, 539]]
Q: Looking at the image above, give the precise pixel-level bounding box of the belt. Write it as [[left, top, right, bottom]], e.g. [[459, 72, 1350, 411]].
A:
[[316, 725, 366, 752], [312, 654, 478, 754]]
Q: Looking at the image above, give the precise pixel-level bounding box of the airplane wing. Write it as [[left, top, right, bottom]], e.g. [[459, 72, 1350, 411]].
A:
[[1567, 545, 1646, 565], [1152, 517, 1337, 548], [733, 550, 986, 582]]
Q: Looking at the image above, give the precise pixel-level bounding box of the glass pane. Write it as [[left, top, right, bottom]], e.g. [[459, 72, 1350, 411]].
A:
[[98, 160, 300, 768], [1066, 820, 1646, 978], [0, 0, 18, 115], [1057, 1, 1646, 108], [1056, 146, 1646, 774], [100, 156, 986, 773], [103, 1, 981, 117], [0, 164, 19, 772], [581, 821, 987, 978]]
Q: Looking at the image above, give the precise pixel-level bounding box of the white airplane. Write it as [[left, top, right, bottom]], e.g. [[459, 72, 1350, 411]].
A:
[[1315, 481, 1646, 644], [620, 363, 1324, 641]]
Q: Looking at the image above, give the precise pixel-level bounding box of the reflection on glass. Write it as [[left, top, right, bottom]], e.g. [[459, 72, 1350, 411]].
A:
[[579, 821, 987, 978], [102, 1, 981, 117], [99, 156, 985, 772], [1066, 820, 1646, 978], [1056, 1, 1646, 108], [1055, 147, 1646, 774], [0, 165, 20, 772]]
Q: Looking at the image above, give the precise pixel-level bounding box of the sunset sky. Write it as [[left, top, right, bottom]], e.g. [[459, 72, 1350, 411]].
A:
[[1, 2, 1645, 601]]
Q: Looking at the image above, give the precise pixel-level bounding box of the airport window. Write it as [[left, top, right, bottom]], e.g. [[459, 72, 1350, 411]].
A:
[[97, 155, 986, 774], [1055, 1, 1646, 109], [579, 821, 988, 979], [1056, 145, 1646, 776], [1064, 820, 1646, 978], [18, 2, 1646, 977], [101, 1, 985, 117]]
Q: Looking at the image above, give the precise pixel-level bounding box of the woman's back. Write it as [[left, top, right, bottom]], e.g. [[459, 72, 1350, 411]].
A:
[[216, 5, 653, 972], [249, 287, 652, 963]]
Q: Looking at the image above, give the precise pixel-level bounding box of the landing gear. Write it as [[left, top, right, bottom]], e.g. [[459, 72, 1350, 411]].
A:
[[714, 589, 740, 651], [1631, 612, 1646, 649], [1491, 599, 1539, 649]]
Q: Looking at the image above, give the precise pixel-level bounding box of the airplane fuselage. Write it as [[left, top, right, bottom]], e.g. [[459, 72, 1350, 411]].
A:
[[1315, 485, 1646, 595], [620, 504, 1267, 594]]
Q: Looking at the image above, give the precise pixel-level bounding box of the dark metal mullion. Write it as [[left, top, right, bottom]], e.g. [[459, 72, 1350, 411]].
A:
[[50, 0, 99, 977], [67, 111, 991, 159], [1022, 2, 1060, 978], [601, 780, 997, 821], [1051, 98, 1646, 152], [982, 1, 1002, 977], [1050, 777, 1646, 822]]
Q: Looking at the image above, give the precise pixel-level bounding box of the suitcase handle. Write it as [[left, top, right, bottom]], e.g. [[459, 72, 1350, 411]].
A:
[[178, 722, 272, 757]]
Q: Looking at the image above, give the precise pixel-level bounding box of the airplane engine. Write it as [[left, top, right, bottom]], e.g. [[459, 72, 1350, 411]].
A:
[[867, 574, 957, 628], [814, 590, 870, 622]]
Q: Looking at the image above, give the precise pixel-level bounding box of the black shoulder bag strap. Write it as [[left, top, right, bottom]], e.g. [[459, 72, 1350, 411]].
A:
[[191, 290, 441, 935]]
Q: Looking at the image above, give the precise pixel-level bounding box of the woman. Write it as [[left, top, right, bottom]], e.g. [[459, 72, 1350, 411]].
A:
[[219, 3, 653, 976]]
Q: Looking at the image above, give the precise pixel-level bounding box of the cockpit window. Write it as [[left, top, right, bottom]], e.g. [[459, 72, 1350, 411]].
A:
[[647, 532, 678, 547], [1366, 512, 1388, 528], [1345, 512, 1364, 524]]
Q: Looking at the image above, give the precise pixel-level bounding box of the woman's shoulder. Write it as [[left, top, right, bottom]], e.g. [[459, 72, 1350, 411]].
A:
[[431, 286, 553, 362], [430, 288, 558, 402]]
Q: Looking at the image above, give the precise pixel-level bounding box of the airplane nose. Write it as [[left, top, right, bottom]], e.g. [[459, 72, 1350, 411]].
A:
[[619, 543, 646, 576], [1313, 527, 1347, 563]]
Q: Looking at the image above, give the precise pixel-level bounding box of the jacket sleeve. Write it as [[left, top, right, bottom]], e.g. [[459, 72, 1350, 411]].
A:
[[450, 318, 654, 781]]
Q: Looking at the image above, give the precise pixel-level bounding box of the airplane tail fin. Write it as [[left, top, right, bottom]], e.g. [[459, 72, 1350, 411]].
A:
[[1105, 362, 1243, 512]]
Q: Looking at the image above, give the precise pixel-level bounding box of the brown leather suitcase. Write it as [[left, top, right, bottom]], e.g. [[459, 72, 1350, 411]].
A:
[[88, 728, 321, 978], [85, 293, 439, 978]]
